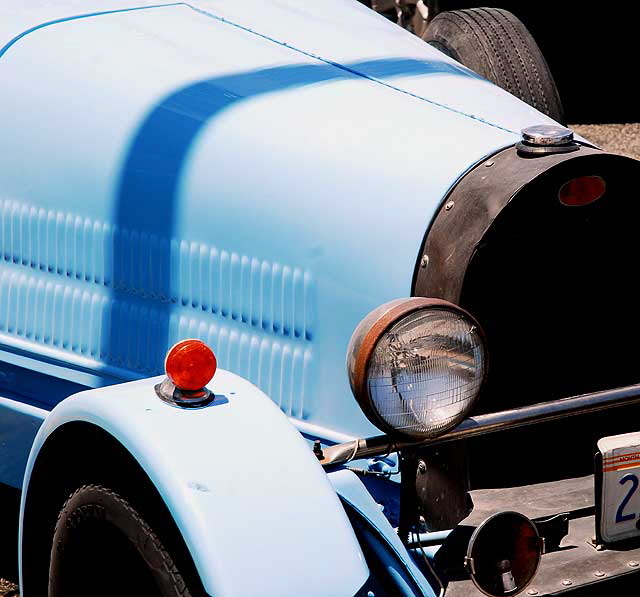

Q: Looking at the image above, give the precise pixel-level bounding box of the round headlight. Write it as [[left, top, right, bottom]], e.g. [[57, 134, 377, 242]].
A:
[[347, 298, 486, 438]]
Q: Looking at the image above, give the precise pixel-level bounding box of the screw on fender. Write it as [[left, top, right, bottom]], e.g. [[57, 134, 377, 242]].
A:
[[313, 440, 324, 460]]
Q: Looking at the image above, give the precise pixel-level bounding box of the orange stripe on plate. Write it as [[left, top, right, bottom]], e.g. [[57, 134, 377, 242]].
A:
[[603, 462, 640, 472], [603, 451, 640, 463]]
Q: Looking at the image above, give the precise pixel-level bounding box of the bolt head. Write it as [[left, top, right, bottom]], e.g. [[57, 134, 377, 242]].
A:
[[445, 200, 454, 211], [628, 560, 639, 568], [561, 579, 573, 586]]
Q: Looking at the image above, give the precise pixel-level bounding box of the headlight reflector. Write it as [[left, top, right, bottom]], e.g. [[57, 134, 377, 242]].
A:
[[348, 298, 486, 438]]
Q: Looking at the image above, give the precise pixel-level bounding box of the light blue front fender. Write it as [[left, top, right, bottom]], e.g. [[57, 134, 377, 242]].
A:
[[20, 369, 369, 596]]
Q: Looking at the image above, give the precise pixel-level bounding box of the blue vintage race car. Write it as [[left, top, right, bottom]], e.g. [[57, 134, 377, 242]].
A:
[[2, 1, 640, 596]]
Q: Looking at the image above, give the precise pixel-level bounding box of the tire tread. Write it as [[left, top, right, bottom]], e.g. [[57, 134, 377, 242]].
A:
[[422, 7, 564, 123], [50, 484, 192, 597]]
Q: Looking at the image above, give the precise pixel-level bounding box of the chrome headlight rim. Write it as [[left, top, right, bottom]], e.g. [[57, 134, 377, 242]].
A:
[[347, 297, 487, 439]]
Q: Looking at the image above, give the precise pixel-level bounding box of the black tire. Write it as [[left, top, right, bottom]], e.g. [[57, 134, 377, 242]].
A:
[[48, 484, 193, 597], [422, 8, 565, 124]]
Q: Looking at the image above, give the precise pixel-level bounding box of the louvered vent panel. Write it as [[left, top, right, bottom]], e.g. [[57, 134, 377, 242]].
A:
[[0, 199, 315, 418]]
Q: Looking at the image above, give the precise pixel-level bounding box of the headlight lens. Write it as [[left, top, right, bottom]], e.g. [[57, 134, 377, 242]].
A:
[[347, 298, 486, 438]]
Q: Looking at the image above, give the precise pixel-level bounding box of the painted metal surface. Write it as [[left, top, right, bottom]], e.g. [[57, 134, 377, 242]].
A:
[[0, 1, 555, 444], [21, 370, 369, 597], [0, 1, 560, 132], [0, 359, 85, 488], [329, 468, 438, 597], [0, 397, 46, 489], [0, 1, 569, 593]]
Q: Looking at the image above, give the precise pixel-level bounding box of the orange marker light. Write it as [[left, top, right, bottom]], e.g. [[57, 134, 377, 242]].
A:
[[559, 175, 606, 206], [165, 339, 217, 391]]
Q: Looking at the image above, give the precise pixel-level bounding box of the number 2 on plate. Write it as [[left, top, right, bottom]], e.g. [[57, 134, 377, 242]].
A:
[[616, 473, 638, 523]]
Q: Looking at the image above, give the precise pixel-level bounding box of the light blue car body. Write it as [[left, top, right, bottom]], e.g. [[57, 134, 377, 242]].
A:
[[0, 1, 557, 594]]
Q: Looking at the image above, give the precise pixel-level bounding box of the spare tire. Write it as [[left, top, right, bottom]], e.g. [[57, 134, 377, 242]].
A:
[[422, 7, 565, 124]]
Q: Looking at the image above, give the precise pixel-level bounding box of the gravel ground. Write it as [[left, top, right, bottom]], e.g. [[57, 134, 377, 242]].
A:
[[0, 126, 636, 597], [0, 579, 17, 596], [571, 123, 640, 161]]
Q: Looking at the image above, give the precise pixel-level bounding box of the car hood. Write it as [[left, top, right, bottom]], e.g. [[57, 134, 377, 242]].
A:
[[0, 1, 550, 438], [196, 0, 560, 132], [1, 0, 558, 134]]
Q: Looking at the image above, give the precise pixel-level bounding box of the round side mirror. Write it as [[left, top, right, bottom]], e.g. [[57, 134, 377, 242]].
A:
[[465, 511, 542, 596]]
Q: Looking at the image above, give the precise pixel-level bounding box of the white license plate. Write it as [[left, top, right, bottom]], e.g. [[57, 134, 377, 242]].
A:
[[598, 433, 640, 543]]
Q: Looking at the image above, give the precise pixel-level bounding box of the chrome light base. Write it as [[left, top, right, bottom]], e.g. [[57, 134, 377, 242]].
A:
[[155, 376, 214, 408]]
